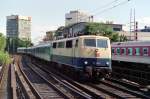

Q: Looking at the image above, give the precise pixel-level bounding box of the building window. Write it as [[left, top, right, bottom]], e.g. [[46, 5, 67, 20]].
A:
[[66, 40, 72, 48], [143, 48, 148, 56], [135, 48, 140, 56], [128, 48, 133, 55]]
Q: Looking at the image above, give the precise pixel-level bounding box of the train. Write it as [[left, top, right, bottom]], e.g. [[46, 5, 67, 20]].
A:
[[18, 35, 112, 80], [111, 41, 150, 64], [111, 41, 150, 85]]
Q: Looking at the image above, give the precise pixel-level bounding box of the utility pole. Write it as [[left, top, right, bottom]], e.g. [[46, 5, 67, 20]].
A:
[[129, 8, 136, 41]]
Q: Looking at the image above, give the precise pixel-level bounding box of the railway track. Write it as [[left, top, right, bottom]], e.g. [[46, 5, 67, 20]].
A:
[[106, 78, 150, 95], [30, 56, 150, 99], [30, 57, 113, 99], [22, 56, 93, 99], [17, 56, 68, 99], [88, 79, 150, 99]]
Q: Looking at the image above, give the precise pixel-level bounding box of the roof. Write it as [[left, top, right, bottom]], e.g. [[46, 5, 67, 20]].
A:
[[112, 41, 150, 47], [52, 35, 109, 42]]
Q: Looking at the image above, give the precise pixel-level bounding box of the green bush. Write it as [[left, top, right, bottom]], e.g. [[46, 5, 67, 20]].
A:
[[0, 51, 11, 65]]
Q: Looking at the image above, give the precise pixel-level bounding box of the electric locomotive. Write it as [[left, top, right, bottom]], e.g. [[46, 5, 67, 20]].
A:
[[18, 35, 112, 80]]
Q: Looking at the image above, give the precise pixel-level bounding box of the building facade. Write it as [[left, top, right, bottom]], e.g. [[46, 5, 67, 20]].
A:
[[65, 10, 93, 26], [6, 15, 31, 53], [56, 22, 123, 38], [118, 31, 150, 41], [43, 30, 55, 41], [6, 15, 31, 41]]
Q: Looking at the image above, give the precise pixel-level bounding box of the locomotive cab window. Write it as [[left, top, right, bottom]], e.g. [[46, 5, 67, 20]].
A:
[[143, 48, 148, 56], [84, 39, 96, 47], [97, 39, 108, 48]]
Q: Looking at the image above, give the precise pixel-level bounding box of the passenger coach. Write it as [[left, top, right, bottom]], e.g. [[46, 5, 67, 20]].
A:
[[111, 41, 150, 64], [111, 41, 150, 85]]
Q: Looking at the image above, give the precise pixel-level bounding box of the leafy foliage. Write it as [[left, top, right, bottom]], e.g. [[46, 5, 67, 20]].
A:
[[119, 34, 128, 42], [6, 37, 33, 53], [18, 39, 33, 47], [0, 33, 11, 65], [84, 22, 120, 42], [0, 51, 11, 65], [0, 33, 6, 51]]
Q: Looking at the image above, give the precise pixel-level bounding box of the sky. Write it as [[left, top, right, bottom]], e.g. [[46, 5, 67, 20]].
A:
[[0, 0, 150, 44]]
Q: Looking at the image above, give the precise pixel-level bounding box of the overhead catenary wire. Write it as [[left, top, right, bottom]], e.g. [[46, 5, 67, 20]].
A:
[[89, 0, 120, 14], [79, 0, 131, 22], [94, 0, 131, 16]]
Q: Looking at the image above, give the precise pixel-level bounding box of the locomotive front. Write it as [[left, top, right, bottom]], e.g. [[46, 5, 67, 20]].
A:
[[79, 36, 112, 79]]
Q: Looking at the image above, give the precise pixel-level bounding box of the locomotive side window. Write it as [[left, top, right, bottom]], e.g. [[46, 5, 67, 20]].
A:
[[128, 48, 133, 55], [143, 48, 148, 56], [66, 40, 72, 48], [75, 39, 78, 47], [58, 42, 65, 48], [135, 48, 140, 56], [97, 39, 108, 48], [84, 39, 96, 47], [121, 48, 126, 55], [116, 48, 120, 55], [53, 42, 57, 48]]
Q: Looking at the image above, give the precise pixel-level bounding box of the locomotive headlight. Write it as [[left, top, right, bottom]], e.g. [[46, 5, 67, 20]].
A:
[[84, 61, 88, 65], [106, 62, 109, 65]]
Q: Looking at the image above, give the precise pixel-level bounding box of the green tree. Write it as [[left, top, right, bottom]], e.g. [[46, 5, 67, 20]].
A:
[[119, 34, 128, 42], [0, 33, 11, 65], [84, 22, 120, 42], [18, 39, 32, 47], [6, 37, 18, 53], [0, 33, 6, 51]]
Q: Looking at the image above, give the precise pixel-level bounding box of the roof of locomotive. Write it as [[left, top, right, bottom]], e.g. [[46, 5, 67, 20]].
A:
[[52, 35, 109, 42], [111, 40, 150, 47]]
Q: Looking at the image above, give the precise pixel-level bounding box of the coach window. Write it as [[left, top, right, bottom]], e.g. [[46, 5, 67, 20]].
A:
[[135, 48, 140, 56], [143, 48, 148, 56], [112, 48, 115, 54], [66, 40, 72, 48], [116, 48, 120, 55], [121, 48, 126, 55], [128, 48, 133, 55], [53, 42, 57, 48]]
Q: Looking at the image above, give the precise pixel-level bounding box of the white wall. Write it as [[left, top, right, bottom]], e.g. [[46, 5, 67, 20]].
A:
[[118, 31, 150, 41]]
